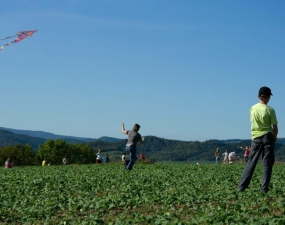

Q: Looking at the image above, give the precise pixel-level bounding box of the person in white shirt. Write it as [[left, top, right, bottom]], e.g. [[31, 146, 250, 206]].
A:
[[222, 150, 229, 164], [228, 152, 236, 164], [96, 149, 102, 164], [122, 153, 128, 168]]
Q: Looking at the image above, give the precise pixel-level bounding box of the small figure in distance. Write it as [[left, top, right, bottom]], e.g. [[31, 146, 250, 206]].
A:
[[121, 122, 144, 171], [122, 153, 127, 168], [139, 153, 146, 161], [104, 154, 110, 163], [62, 157, 67, 165], [215, 148, 220, 164], [239, 146, 250, 163], [228, 152, 236, 164], [122, 153, 125, 162], [222, 150, 229, 164], [5, 157, 11, 168], [96, 149, 102, 164], [42, 159, 46, 166], [238, 86, 278, 193]]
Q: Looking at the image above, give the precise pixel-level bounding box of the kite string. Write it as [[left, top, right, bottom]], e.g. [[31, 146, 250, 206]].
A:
[[1, 34, 17, 40]]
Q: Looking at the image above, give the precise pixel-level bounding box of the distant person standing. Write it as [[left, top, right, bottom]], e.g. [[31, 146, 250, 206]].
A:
[[5, 157, 11, 168], [122, 153, 126, 162], [139, 153, 146, 161], [96, 149, 102, 164], [122, 153, 127, 167], [239, 86, 278, 193], [103, 154, 110, 163], [42, 159, 46, 166], [222, 150, 229, 164], [239, 146, 250, 162], [121, 123, 144, 171], [215, 148, 220, 164], [62, 157, 68, 165]]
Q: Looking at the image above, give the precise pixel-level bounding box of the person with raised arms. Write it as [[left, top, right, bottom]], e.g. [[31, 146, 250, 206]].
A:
[[121, 123, 144, 171], [239, 146, 250, 162]]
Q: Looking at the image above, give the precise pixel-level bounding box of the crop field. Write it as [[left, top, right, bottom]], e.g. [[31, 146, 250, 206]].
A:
[[1, 163, 285, 224]]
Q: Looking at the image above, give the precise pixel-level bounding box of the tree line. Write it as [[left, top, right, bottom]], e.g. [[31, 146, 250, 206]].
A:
[[1, 135, 285, 166], [87, 136, 285, 162], [0, 139, 97, 166]]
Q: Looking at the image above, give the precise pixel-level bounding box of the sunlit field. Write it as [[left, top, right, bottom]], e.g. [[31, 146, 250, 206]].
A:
[[1, 163, 285, 224]]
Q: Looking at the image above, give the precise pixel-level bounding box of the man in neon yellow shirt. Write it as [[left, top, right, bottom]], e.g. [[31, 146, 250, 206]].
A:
[[239, 86, 278, 193]]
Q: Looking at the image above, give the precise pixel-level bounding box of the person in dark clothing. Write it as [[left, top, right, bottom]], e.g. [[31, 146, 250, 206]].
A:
[[121, 123, 144, 171]]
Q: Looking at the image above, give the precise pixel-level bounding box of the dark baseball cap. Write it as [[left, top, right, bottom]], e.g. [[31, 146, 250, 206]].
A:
[[258, 86, 273, 97]]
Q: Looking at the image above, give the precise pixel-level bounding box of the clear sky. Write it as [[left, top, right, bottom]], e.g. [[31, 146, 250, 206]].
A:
[[1, 0, 284, 141]]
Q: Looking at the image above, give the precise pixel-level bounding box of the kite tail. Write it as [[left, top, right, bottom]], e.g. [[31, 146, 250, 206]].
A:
[[0, 40, 17, 51]]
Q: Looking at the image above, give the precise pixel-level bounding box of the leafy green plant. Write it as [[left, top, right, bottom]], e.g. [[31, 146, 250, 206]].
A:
[[1, 163, 285, 224]]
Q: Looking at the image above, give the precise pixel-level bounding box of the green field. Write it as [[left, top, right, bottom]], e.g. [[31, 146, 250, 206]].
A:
[[1, 163, 285, 224]]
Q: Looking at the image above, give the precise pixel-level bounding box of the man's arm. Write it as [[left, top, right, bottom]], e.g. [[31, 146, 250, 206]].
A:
[[273, 124, 278, 143], [122, 123, 127, 134]]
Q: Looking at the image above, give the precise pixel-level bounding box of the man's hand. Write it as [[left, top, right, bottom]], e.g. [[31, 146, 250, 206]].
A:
[[122, 122, 127, 134]]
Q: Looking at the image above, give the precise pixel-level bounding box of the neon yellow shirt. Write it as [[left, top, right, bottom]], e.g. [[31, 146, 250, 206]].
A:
[[250, 103, 278, 139]]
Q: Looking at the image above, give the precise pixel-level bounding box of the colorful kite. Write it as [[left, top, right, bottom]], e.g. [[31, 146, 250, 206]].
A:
[[0, 30, 37, 51]]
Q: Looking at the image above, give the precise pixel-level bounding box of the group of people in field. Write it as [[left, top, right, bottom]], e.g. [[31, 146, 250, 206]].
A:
[[3, 86, 279, 195], [41, 159, 52, 166], [95, 149, 110, 164], [215, 146, 250, 164], [5, 129, 144, 168], [121, 152, 146, 168], [40, 152, 111, 167]]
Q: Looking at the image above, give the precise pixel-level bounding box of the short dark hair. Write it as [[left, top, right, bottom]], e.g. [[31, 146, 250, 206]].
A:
[[133, 124, 140, 131]]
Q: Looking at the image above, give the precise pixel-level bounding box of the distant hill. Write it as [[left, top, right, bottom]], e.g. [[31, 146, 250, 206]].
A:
[[0, 127, 95, 143], [0, 127, 123, 143], [97, 136, 122, 142], [0, 127, 284, 162], [88, 137, 254, 161], [89, 135, 285, 162], [208, 139, 245, 144], [0, 130, 46, 149], [277, 138, 285, 144]]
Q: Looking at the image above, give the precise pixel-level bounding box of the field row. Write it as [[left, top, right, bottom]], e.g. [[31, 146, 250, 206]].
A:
[[1, 163, 285, 224]]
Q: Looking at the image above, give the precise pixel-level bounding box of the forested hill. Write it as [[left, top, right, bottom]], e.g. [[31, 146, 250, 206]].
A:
[[88, 136, 252, 161], [1, 129, 285, 162], [0, 130, 46, 149], [88, 136, 285, 162], [0, 127, 95, 142]]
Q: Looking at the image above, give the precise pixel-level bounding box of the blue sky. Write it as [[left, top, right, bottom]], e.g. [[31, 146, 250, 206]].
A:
[[0, 0, 284, 141]]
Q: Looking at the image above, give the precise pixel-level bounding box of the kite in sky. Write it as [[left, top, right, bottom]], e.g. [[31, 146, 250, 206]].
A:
[[0, 30, 37, 51]]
